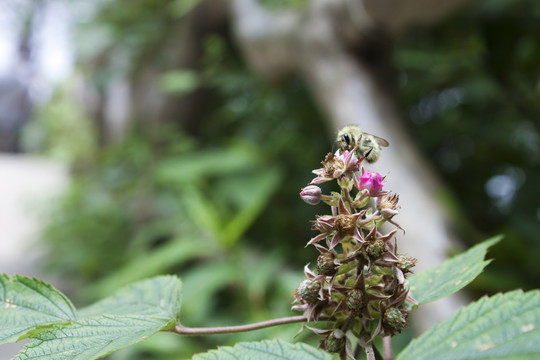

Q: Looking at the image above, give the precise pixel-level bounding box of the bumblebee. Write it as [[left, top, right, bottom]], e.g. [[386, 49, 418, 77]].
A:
[[336, 125, 389, 163]]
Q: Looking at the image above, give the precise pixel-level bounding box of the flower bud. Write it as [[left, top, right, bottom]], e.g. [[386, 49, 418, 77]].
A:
[[300, 185, 322, 205], [397, 255, 417, 273], [316, 252, 337, 276], [334, 214, 357, 235], [367, 239, 386, 258], [296, 279, 322, 302], [337, 176, 354, 191], [345, 288, 364, 312], [320, 329, 346, 353], [384, 307, 408, 335]]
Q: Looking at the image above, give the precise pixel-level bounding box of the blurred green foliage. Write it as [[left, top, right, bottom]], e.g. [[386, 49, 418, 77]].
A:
[[39, 3, 331, 358], [159, 69, 200, 95], [41, 126, 326, 357], [394, 0, 540, 292], [34, 0, 540, 358], [170, 0, 204, 18], [260, 0, 308, 10], [21, 81, 98, 164]]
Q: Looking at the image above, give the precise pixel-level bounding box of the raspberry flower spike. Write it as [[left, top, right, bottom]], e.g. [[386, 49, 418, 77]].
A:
[[294, 129, 414, 360]]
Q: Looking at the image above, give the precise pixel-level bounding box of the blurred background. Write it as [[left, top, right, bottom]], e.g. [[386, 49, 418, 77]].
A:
[[1, 0, 539, 359]]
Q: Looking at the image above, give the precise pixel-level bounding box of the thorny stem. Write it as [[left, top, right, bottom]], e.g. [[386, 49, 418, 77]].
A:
[[171, 315, 324, 336], [383, 336, 393, 360]]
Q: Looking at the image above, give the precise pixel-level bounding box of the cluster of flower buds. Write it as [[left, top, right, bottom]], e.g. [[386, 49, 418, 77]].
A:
[[296, 149, 417, 359]]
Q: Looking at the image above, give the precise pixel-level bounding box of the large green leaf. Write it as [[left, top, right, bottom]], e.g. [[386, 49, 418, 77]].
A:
[[0, 275, 77, 344], [79, 275, 181, 325], [192, 339, 332, 360], [6, 275, 182, 360], [14, 314, 170, 360], [398, 289, 540, 360], [408, 236, 501, 305]]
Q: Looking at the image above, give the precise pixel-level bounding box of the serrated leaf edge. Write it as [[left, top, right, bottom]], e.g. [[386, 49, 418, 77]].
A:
[[398, 289, 540, 360], [408, 235, 502, 305]]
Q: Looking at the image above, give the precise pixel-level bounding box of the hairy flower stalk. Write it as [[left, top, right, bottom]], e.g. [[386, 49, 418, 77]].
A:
[[295, 147, 417, 360]]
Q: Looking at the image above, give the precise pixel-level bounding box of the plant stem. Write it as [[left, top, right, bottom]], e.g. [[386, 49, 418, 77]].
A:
[[383, 336, 393, 360], [365, 342, 376, 360], [171, 315, 316, 336]]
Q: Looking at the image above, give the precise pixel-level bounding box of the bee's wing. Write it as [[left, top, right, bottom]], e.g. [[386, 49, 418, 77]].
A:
[[365, 133, 390, 147]]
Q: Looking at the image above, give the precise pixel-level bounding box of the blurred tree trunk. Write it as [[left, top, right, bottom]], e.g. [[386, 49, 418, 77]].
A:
[[230, 0, 474, 332]]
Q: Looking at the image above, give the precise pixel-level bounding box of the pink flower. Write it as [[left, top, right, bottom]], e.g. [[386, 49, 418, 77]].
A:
[[355, 169, 386, 197]]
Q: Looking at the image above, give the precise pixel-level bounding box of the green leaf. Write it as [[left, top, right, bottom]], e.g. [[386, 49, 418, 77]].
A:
[[13, 315, 171, 360], [79, 275, 181, 324], [193, 339, 332, 360], [0, 275, 77, 344], [408, 236, 501, 305], [13, 276, 182, 360], [397, 289, 540, 360]]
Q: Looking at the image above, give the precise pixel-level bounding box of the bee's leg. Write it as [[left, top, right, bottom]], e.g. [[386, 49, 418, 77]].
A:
[[364, 148, 373, 159], [365, 147, 381, 163]]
